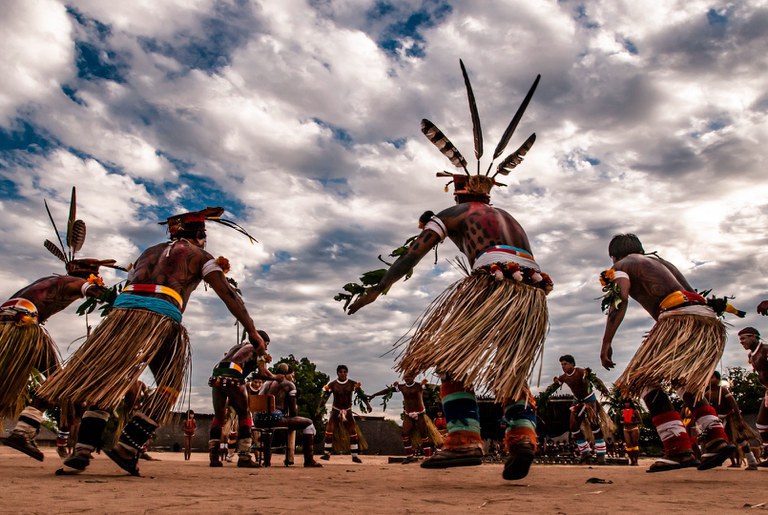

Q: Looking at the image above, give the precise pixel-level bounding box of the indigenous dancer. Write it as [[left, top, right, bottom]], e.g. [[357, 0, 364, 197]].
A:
[[348, 61, 549, 480], [368, 374, 443, 464], [737, 326, 768, 467], [208, 332, 276, 468], [598, 233, 735, 472], [1, 187, 119, 461], [318, 365, 371, 463], [37, 206, 265, 476], [706, 371, 760, 470], [256, 363, 323, 467], [545, 355, 610, 464], [621, 399, 642, 466], [181, 410, 196, 461]]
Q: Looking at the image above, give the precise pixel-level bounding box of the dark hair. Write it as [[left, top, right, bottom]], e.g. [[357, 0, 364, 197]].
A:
[[608, 233, 645, 260], [558, 354, 575, 365], [419, 211, 435, 226], [337, 364, 348, 373], [257, 330, 270, 343], [712, 370, 721, 380], [455, 193, 491, 204], [738, 326, 760, 338]]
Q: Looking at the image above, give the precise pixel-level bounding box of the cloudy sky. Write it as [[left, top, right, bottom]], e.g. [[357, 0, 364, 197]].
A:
[[2, 0, 767, 415]]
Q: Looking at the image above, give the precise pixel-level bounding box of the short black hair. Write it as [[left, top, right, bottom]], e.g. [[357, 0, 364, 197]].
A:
[[418, 210, 434, 225], [559, 354, 575, 365], [337, 364, 348, 373], [712, 370, 721, 380], [608, 233, 645, 261], [257, 330, 270, 343]]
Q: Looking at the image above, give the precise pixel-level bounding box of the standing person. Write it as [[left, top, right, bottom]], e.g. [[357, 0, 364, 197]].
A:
[[1, 187, 119, 461], [545, 355, 611, 464], [318, 365, 371, 463], [737, 326, 768, 467], [706, 371, 760, 470], [256, 363, 323, 467], [181, 410, 196, 461], [621, 399, 642, 466], [207, 333, 276, 468], [347, 62, 550, 480], [36, 206, 265, 476], [368, 374, 443, 464], [598, 233, 734, 472]]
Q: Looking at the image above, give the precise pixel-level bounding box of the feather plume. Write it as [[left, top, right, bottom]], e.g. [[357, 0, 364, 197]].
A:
[[69, 219, 87, 253], [490, 74, 541, 163], [460, 59, 483, 163], [210, 218, 259, 244], [493, 133, 536, 177], [44, 239, 68, 263], [66, 187, 77, 258], [44, 199, 67, 260], [421, 119, 468, 171]]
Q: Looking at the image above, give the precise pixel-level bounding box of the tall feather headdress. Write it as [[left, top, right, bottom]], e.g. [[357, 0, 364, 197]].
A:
[[422, 60, 540, 197], [159, 206, 258, 244], [43, 186, 124, 276]]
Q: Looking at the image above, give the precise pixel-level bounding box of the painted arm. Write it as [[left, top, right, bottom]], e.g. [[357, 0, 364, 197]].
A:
[[368, 383, 397, 400], [758, 300, 768, 316], [347, 230, 443, 314], [600, 276, 630, 370]]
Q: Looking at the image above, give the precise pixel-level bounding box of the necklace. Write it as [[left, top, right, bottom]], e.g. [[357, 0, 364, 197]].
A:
[[336, 378, 349, 385]]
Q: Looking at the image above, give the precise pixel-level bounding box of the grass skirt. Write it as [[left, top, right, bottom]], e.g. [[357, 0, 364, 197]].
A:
[[332, 417, 369, 452], [615, 313, 726, 400], [580, 401, 617, 441], [396, 275, 548, 401], [408, 414, 444, 448], [0, 321, 59, 419], [37, 308, 190, 426]]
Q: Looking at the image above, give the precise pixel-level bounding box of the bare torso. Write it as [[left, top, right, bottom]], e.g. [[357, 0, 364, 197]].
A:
[[259, 379, 295, 412], [613, 254, 693, 320], [749, 344, 768, 387], [557, 368, 591, 400], [438, 202, 531, 265], [127, 240, 211, 311], [9, 275, 89, 323], [221, 342, 260, 377], [328, 380, 357, 410], [397, 382, 426, 413]]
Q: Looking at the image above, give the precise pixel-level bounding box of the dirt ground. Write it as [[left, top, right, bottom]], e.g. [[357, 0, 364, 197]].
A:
[[0, 447, 766, 514]]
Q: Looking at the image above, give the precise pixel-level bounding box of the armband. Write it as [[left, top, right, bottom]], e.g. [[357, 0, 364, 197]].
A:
[[81, 282, 93, 297], [423, 216, 447, 241], [202, 259, 224, 278]]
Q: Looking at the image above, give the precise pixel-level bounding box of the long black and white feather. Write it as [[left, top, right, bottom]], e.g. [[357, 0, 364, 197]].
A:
[[460, 59, 483, 164], [44, 199, 68, 262], [493, 133, 536, 177], [421, 119, 469, 171], [487, 74, 541, 173], [44, 239, 68, 263], [210, 218, 259, 244]]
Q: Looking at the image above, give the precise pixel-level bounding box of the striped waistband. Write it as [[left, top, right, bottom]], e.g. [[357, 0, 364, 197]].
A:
[[124, 284, 183, 307], [473, 245, 539, 271], [213, 361, 244, 377]]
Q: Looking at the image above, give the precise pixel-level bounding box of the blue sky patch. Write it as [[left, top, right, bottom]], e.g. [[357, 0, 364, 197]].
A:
[[75, 42, 129, 84], [176, 173, 248, 219], [706, 8, 728, 27], [370, 0, 452, 59], [0, 120, 56, 154], [623, 38, 638, 55], [312, 118, 353, 147]]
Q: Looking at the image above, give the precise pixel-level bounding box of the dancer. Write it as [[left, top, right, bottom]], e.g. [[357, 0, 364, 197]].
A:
[[706, 371, 759, 470], [621, 399, 642, 466], [208, 332, 276, 468], [1, 188, 119, 461], [37, 206, 264, 476], [181, 410, 196, 461], [599, 233, 734, 472], [348, 61, 549, 480], [737, 326, 768, 467], [368, 374, 443, 463], [319, 365, 371, 463], [545, 355, 610, 464], [256, 362, 322, 467]]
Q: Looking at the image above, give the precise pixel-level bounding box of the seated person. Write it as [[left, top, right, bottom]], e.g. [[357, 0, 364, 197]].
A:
[[255, 363, 322, 468]]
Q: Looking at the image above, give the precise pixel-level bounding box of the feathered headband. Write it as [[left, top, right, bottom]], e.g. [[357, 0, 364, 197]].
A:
[[159, 206, 258, 243], [423, 60, 540, 197], [43, 187, 124, 276]]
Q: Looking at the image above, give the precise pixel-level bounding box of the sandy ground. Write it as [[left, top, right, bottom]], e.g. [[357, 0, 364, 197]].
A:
[[0, 447, 766, 514]]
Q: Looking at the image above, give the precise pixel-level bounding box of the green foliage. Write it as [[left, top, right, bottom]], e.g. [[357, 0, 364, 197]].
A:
[[270, 354, 330, 430], [378, 386, 395, 411], [76, 283, 122, 318], [423, 383, 441, 416], [726, 366, 764, 414], [535, 381, 562, 412], [333, 236, 419, 311]]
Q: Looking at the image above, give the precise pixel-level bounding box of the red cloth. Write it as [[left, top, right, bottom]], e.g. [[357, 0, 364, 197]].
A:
[[652, 411, 692, 456], [182, 419, 196, 436]]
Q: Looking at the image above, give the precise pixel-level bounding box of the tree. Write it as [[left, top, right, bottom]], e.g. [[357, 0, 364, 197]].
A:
[[270, 354, 329, 430], [726, 367, 764, 415]]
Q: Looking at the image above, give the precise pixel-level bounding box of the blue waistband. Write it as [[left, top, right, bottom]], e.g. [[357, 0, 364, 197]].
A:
[[113, 293, 182, 323]]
